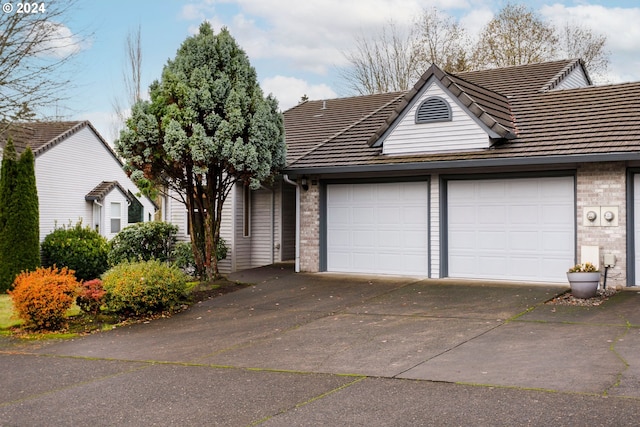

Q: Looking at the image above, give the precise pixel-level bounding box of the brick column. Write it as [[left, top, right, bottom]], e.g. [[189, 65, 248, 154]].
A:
[[299, 180, 320, 272], [576, 162, 627, 288]]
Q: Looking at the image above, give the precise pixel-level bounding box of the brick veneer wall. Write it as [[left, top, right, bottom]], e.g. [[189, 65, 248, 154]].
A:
[[576, 162, 627, 288], [299, 180, 320, 272]]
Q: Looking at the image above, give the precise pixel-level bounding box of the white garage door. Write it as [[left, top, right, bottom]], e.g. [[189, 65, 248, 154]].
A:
[[326, 181, 429, 275], [447, 176, 574, 283]]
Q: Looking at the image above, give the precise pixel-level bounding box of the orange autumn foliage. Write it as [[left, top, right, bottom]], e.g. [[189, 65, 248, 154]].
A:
[[9, 266, 80, 331]]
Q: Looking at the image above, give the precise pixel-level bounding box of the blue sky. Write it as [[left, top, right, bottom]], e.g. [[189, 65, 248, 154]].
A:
[[53, 0, 640, 142]]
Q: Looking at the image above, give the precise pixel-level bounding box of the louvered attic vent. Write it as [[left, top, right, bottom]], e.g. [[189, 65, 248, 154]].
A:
[[415, 96, 451, 124]]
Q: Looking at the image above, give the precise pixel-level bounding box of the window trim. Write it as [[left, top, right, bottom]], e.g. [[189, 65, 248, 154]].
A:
[[110, 202, 122, 233]]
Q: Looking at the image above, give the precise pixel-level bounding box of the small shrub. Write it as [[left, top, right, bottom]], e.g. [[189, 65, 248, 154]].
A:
[[216, 238, 228, 262], [9, 267, 79, 330], [76, 279, 106, 315], [170, 238, 227, 276], [41, 222, 109, 281], [171, 242, 197, 274], [108, 222, 179, 266], [102, 260, 188, 316]]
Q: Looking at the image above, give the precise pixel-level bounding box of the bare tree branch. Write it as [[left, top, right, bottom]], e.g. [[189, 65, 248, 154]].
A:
[[0, 1, 86, 124], [415, 7, 470, 73], [111, 25, 143, 141], [558, 22, 609, 82], [340, 21, 422, 95]]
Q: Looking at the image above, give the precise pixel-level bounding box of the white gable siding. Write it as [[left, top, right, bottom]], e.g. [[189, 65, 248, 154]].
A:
[[35, 126, 155, 240], [382, 82, 489, 155], [554, 66, 591, 90]]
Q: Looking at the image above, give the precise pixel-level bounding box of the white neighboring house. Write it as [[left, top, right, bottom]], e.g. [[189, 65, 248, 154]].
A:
[[0, 121, 157, 241]]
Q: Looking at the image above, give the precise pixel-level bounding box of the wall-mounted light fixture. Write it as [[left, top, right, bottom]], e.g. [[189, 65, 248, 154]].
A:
[[301, 177, 309, 192]]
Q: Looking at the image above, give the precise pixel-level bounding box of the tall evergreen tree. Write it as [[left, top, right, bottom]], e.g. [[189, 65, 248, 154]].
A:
[[14, 147, 40, 272], [0, 141, 40, 292], [117, 23, 286, 280], [0, 139, 19, 291]]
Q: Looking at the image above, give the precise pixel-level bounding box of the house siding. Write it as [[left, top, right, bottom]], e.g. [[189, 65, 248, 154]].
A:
[[382, 82, 489, 155], [576, 162, 627, 289], [554, 66, 590, 91], [430, 174, 440, 278], [250, 188, 274, 266], [34, 126, 155, 241]]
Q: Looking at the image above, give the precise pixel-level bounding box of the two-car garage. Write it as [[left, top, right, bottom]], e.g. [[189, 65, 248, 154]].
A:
[[325, 176, 575, 283]]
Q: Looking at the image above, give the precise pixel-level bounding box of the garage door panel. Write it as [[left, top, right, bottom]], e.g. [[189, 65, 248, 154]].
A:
[[448, 177, 574, 283], [327, 182, 429, 276], [478, 231, 506, 249], [479, 206, 506, 223]]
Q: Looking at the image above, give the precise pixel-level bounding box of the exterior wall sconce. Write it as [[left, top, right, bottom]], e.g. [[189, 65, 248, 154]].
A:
[[301, 177, 309, 191]]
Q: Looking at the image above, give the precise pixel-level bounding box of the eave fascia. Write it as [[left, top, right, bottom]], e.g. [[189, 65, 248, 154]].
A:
[[283, 152, 640, 177]]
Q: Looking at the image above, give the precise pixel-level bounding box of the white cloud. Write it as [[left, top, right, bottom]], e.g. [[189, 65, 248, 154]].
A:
[[540, 4, 640, 83], [183, 0, 428, 75], [261, 75, 337, 110], [36, 22, 88, 58]]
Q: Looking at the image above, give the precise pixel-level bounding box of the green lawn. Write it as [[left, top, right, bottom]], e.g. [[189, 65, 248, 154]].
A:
[[0, 294, 21, 330]]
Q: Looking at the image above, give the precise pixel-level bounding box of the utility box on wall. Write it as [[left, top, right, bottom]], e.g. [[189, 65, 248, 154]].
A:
[[583, 206, 618, 227]]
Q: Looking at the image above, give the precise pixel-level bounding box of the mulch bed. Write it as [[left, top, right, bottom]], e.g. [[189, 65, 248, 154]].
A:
[[545, 288, 617, 306]]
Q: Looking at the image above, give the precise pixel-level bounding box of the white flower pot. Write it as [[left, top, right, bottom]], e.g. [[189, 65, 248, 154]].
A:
[[566, 272, 600, 298]]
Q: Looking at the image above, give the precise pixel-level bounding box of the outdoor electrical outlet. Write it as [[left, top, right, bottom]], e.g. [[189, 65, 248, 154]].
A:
[[604, 254, 616, 268]]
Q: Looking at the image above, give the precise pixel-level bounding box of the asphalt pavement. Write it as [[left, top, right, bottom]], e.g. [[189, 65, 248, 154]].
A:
[[2, 263, 640, 426]]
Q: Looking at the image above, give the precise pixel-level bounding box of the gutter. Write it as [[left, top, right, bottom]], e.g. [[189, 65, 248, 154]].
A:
[[283, 174, 300, 273], [283, 152, 640, 177]]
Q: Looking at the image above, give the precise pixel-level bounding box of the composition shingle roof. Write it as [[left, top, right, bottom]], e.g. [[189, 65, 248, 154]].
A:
[[284, 59, 640, 173], [0, 121, 87, 155]]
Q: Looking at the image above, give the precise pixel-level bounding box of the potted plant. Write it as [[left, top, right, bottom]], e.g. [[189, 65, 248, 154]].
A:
[[567, 262, 600, 298]]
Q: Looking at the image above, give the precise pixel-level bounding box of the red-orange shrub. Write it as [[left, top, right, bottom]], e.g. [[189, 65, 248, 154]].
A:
[[76, 278, 106, 315], [9, 266, 79, 331]]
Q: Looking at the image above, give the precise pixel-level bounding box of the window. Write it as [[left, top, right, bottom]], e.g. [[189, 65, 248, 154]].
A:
[[110, 202, 122, 233], [128, 191, 144, 223], [415, 96, 452, 124], [243, 184, 251, 237]]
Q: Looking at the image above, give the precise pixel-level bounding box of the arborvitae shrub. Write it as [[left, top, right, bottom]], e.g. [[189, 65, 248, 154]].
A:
[[108, 221, 179, 266], [76, 278, 106, 315], [102, 260, 187, 316], [41, 222, 109, 281], [9, 267, 79, 331]]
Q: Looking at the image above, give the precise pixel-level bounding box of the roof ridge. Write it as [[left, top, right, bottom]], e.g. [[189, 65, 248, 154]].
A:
[[288, 92, 406, 166]]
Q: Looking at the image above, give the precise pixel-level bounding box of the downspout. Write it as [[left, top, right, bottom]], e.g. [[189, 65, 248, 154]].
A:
[[283, 174, 300, 272]]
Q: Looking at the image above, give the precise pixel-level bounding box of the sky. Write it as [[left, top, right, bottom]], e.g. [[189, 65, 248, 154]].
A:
[[40, 0, 640, 142]]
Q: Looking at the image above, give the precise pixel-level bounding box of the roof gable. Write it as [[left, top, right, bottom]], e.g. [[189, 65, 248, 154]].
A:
[[0, 121, 123, 165], [85, 181, 133, 203], [370, 64, 516, 155]]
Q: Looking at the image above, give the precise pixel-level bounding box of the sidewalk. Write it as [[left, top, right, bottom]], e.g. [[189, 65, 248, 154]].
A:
[[2, 264, 640, 425]]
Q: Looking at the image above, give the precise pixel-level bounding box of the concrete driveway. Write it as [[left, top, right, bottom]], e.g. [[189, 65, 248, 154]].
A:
[[2, 263, 640, 426]]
